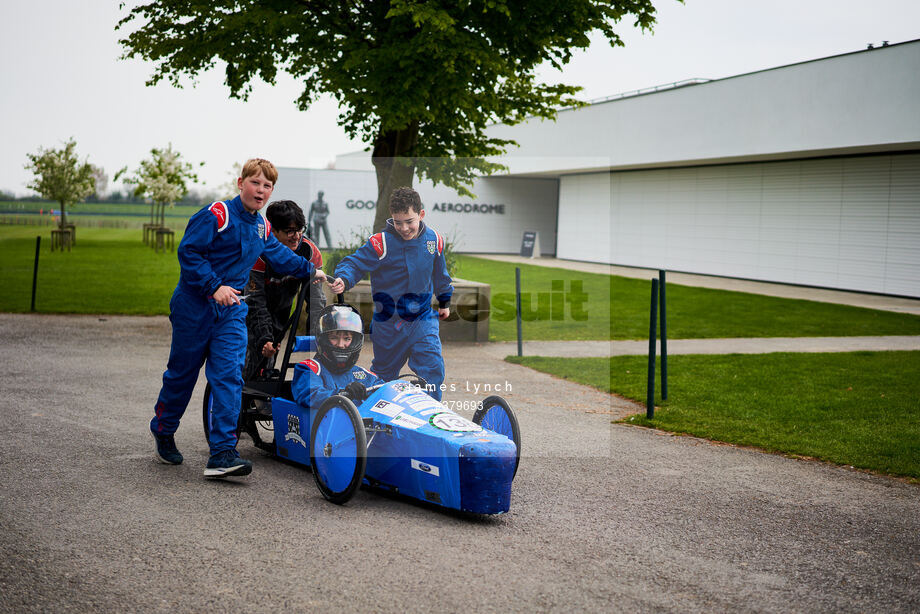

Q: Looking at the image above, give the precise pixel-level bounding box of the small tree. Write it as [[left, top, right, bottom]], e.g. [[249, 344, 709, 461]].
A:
[[122, 144, 200, 231], [24, 138, 96, 231], [90, 165, 108, 201]]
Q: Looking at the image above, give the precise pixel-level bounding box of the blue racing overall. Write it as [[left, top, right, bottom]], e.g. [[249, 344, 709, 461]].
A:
[[334, 220, 453, 400], [291, 358, 384, 411], [151, 196, 315, 455]]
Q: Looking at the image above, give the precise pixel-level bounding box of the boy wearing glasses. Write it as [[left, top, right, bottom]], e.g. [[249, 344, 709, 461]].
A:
[[244, 200, 326, 381], [329, 187, 453, 400]]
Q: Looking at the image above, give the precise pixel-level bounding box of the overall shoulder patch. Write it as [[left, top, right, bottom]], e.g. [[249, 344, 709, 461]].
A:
[[263, 217, 272, 240], [300, 359, 321, 375], [208, 201, 230, 233], [302, 237, 323, 268], [251, 257, 266, 273], [370, 232, 387, 260], [435, 230, 444, 255]]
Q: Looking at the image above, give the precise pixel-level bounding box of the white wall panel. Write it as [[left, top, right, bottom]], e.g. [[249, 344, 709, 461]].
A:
[[557, 173, 611, 263], [559, 153, 920, 297]]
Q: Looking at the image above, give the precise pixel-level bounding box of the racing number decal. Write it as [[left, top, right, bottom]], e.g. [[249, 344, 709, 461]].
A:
[[428, 412, 482, 432]]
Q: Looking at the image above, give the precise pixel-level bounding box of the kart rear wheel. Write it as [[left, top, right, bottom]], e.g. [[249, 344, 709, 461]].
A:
[[474, 395, 521, 479], [201, 383, 244, 443], [310, 395, 367, 505]]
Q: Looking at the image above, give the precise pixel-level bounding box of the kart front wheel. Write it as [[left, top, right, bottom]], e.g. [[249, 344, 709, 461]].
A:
[[310, 395, 367, 505], [474, 395, 521, 479]]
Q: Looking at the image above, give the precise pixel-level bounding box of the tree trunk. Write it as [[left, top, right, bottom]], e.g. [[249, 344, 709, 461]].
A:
[[58, 200, 67, 229], [149, 201, 155, 225], [371, 122, 419, 233]]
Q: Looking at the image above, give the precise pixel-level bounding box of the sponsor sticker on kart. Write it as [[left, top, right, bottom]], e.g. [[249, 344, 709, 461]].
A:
[[391, 413, 426, 430], [370, 400, 402, 418], [428, 412, 483, 432], [407, 397, 443, 412], [411, 458, 440, 477]]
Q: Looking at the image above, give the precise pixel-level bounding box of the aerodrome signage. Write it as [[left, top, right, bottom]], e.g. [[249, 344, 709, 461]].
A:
[[431, 202, 506, 214], [344, 199, 506, 215], [345, 199, 376, 209]]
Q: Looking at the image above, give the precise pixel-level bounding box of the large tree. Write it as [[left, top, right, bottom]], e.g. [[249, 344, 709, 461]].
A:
[[24, 138, 96, 234], [118, 0, 660, 232]]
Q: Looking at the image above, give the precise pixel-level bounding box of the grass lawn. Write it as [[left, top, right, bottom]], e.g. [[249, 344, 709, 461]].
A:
[[0, 226, 181, 314], [456, 255, 611, 341], [3, 232, 919, 340], [506, 352, 920, 479], [457, 256, 920, 340]]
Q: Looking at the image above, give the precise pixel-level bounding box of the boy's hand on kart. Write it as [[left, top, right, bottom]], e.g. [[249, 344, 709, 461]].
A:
[[438, 307, 450, 320], [312, 269, 327, 284], [328, 277, 346, 294], [261, 341, 278, 358], [341, 381, 367, 401]]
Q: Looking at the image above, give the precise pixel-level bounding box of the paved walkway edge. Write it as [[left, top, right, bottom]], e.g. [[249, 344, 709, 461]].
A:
[[474, 336, 920, 358]]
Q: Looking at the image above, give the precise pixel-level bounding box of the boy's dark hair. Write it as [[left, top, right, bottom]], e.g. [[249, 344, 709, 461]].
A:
[[266, 200, 305, 231], [389, 187, 423, 214]]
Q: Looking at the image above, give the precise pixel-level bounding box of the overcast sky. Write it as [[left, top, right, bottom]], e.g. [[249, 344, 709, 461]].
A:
[[1, 1, 918, 196]]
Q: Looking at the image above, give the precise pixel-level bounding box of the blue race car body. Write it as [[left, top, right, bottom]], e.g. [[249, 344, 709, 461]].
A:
[[270, 380, 517, 514]]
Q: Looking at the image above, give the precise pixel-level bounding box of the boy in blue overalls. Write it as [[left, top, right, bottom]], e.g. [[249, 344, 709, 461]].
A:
[[291, 304, 383, 410], [150, 159, 326, 478], [329, 187, 453, 400]]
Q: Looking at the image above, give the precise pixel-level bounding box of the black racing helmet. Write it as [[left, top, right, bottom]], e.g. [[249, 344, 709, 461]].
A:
[[315, 304, 364, 373]]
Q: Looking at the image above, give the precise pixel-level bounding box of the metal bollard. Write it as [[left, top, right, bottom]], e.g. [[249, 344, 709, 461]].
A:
[[515, 267, 523, 357], [647, 278, 658, 419]]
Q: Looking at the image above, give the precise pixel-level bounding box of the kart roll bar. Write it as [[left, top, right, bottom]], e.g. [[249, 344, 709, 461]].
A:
[[277, 275, 344, 384], [277, 271, 315, 384]]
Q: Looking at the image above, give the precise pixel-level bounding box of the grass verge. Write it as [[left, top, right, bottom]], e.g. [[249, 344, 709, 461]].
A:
[[3, 232, 919, 341], [506, 352, 920, 479], [458, 256, 920, 340]]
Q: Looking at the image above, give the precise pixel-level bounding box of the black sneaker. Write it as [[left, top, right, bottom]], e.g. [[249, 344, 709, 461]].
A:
[[203, 450, 253, 478], [151, 430, 183, 465]]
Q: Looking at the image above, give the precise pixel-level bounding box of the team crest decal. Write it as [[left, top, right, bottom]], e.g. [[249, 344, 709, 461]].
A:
[[285, 414, 306, 447], [352, 369, 367, 380], [257, 223, 266, 240], [426, 240, 436, 254], [391, 381, 412, 392]]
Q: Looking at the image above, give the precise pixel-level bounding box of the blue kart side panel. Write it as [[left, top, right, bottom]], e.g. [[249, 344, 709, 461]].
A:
[[272, 397, 311, 465]]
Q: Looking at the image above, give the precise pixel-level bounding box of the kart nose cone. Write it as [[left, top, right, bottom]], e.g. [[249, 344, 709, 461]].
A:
[[457, 438, 516, 514]]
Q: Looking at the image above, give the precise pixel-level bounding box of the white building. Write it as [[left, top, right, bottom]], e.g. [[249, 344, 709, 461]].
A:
[[278, 39, 920, 297], [488, 39, 920, 298]]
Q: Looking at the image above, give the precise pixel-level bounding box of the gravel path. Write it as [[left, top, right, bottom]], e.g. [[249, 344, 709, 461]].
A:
[[1, 313, 917, 613]]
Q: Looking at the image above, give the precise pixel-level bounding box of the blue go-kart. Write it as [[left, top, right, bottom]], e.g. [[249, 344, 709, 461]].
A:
[[203, 280, 521, 514]]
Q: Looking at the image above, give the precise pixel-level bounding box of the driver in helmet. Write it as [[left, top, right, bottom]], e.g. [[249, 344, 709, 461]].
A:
[[292, 304, 384, 410]]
